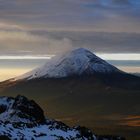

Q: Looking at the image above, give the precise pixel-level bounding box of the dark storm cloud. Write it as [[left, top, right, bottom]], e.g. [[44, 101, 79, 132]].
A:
[[0, 0, 140, 54]]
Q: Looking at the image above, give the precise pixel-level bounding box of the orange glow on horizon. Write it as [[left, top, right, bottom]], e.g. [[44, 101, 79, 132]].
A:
[[0, 68, 31, 82], [117, 66, 140, 73]]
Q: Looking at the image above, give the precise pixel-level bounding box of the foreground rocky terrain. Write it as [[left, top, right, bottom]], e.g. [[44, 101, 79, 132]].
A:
[[0, 95, 125, 140]]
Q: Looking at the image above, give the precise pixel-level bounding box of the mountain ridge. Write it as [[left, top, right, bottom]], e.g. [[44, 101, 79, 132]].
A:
[[3, 48, 138, 90], [0, 95, 126, 140], [14, 48, 124, 81]]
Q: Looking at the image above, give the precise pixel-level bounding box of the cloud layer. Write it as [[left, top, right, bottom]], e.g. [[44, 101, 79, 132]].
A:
[[0, 0, 140, 32], [0, 0, 140, 55]]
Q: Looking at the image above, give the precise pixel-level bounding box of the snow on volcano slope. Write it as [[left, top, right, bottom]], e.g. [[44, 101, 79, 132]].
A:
[[15, 48, 122, 80]]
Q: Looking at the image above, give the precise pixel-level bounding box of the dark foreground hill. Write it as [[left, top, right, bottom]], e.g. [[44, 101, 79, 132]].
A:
[[0, 95, 126, 140]]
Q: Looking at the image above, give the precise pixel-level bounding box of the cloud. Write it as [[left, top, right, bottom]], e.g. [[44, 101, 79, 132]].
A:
[[0, 22, 24, 31], [0, 22, 73, 55], [0, 31, 44, 42], [0, 26, 140, 55], [0, 0, 140, 32], [30, 30, 140, 53], [0, 0, 140, 55]]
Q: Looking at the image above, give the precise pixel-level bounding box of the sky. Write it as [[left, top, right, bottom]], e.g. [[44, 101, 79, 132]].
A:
[[0, 0, 140, 81]]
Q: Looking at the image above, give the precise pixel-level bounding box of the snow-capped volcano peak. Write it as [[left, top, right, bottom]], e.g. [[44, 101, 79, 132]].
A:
[[15, 48, 121, 80]]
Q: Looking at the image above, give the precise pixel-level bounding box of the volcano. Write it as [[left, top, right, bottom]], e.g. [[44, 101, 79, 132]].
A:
[[15, 48, 123, 80], [8, 48, 139, 89]]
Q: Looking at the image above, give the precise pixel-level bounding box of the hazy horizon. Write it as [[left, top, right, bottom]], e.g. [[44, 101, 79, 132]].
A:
[[0, 56, 140, 82]]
